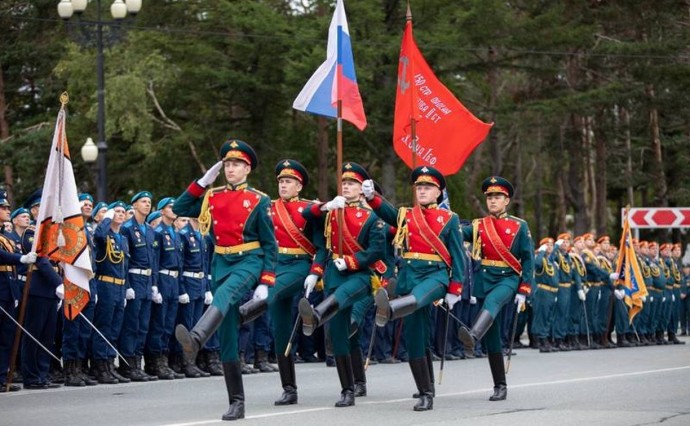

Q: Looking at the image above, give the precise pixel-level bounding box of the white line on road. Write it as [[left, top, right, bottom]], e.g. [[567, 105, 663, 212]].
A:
[[162, 365, 690, 425]]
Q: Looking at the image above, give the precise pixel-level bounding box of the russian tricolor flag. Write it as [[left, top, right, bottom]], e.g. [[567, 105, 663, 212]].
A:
[[293, 0, 367, 131]]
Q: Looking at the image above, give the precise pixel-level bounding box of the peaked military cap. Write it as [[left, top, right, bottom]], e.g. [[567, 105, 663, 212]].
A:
[[539, 237, 555, 246], [220, 139, 258, 170], [23, 187, 43, 209], [341, 162, 371, 184], [157, 197, 175, 210], [11, 208, 30, 220], [410, 166, 446, 191], [108, 201, 127, 211], [275, 159, 309, 187], [79, 193, 94, 203], [131, 191, 153, 204], [597, 235, 610, 244], [482, 176, 513, 198], [92, 202, 108, 220], [146, 210, 162, 224], [0, 190, 9, 207]]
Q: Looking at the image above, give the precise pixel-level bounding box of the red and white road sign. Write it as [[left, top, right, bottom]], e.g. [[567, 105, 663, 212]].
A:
[[624, 207, 690, 229]]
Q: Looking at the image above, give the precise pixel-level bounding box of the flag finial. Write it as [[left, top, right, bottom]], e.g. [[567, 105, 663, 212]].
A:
[[406, 1, 412, 21], [60, 92, 69, 107]]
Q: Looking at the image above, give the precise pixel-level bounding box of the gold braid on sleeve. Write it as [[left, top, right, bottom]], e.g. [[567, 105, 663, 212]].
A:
[[392, 207, 408, 251], [324, 210, 333, 251], [471, 219, 482, 261], [198, 189, 213, 236]]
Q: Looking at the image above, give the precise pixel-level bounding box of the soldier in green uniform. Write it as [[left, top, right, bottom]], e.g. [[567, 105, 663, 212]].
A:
[[594, 236, 617, 348], [368, 166, 465, 411], [532, 237, 558, 352], [173, 139, 277, 421], [567, 237, 588, 350], [670, 244, 686, 342], [298, 162, 385, 408], [660, 243, 683, 344], [237, 159, 326, 406], [580, 233, 613, 348], [551, 233, 583, 351], [634, 241, 654, 345], [457, 176, 534, 402], [647, 242, 669, 345]]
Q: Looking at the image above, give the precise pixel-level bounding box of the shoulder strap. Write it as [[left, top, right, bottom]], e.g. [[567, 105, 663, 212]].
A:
[[340, 217, 387, 275], [482, 216, 522, 275], [410, 206, 451, 268], [274, 199, 315, 256]]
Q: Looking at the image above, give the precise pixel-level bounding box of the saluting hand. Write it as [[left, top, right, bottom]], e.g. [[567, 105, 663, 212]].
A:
[[362, 180, 375, 201], [198, 161, 224, 187]]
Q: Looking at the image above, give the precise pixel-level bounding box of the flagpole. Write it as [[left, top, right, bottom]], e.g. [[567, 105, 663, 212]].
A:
[[406, 2, 417, 205], [336, 5, 344, 257]]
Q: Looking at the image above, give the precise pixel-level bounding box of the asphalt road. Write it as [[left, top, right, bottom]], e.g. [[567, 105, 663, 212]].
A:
[[2, 338, 690, 426]]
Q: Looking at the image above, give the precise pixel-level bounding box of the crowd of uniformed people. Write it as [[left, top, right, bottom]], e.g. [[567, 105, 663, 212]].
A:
[[1, 138, 688, 421]]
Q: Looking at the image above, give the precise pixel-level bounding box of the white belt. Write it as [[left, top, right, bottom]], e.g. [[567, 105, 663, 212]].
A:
[[182, 271, 205, 279], [159, 269, 179, 278], [129, 268, 152, 276], [17, 275, 27, 282]]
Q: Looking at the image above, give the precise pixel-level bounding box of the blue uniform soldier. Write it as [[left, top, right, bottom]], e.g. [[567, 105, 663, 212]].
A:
[[0, 192, 38, 392], [458, 176, 535, 402], [90, 202, 131, 384], [120, 191, 157, 381], [174, 139, 277, 421]]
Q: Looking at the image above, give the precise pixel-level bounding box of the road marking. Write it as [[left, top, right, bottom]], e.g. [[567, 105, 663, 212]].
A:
[[161, 365, 690, 425]]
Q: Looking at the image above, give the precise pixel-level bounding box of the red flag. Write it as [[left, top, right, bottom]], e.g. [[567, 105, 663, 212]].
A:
[[393, 20, 493, 175]]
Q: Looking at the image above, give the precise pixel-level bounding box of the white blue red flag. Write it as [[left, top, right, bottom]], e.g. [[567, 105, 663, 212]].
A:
[[292, 0, 367, 131]]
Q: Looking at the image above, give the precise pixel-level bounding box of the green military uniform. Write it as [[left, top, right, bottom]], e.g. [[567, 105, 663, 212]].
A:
[[550, 238, 578, 351], [647, 246, 667, 344], [371, 166, 464, 412], [567, 250, 587, 348], [580, 243, 611, 348], [634, 244, 654, 344], [531, 240, 558, 352], [173, 139, 277, 421], [298, 162, 385, 408], [458, 176, 534, 402]]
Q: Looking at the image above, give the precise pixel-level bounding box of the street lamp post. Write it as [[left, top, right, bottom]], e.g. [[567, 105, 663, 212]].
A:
[[57, 0, 141, 202]]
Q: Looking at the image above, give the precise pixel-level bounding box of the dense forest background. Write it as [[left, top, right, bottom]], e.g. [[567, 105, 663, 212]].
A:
[[2, 0, 690, 245]]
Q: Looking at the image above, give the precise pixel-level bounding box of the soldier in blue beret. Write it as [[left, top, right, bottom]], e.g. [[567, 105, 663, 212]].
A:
[[146, 210, 162, 227], [298, 161, 386, 408], [367, 165, 465, 411], [457, 176, 535, 402], [118, 191, 158, 382], [174, 139, 276, 420], [22, 188, 42, 223], [92, 202, 108, 225], [0, 191, 39, 392]]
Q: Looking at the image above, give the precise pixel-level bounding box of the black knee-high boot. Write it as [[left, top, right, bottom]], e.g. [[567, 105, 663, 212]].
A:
[[409, 357, 433, 411], [274, 354, 298, 405], [458, 310, 493, 353], [298, 295, 339, 336], [221, 361, 245, 420], [176, 306, 224, 364], [334, 355, 355, 407], [488, 352, 507, 401]]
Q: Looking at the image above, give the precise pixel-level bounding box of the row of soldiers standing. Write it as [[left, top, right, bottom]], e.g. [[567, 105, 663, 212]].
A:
[[527, 233, 687, 353]]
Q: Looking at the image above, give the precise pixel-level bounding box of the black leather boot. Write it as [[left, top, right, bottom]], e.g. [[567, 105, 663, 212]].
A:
[[254, 349, 279, 373], [64, 359, 86, 387], [94, 359, 118, 384], [274, 354, 298, 406], [374, 290, 417, 327], [334, 355, 355, 407], [108, 359, 131, 383], [488, 352, 507, 401], [176, 306, 224, 364], [75, 359, 98, 386], [668, 331, 685, 344], [119, 356, 149, 382], [299, 295, 339, 337], [221, 361, 245, 421], [206, 351, 224, 376], [409, 357, 433, 411], [239, 298, 268, 325], [412, 349, 436, 398], [350, 346, 367, 397], [458, 310, 493, 353]]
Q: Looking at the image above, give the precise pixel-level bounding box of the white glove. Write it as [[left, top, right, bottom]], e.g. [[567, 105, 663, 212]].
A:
[[124, 298, 127, 308], [609, 272, 620, 281], [672, 294, 676, 302], [662, 296, 666, 303], [204, 291, 213, 305], [538, 244, 547, 252], [56, 284, 65, 300], [151, 286, 159, 296], [95, 294, 98, 304], [333, 258, 347, 271], [578, 289, 586, 301], [198, 160, 224, 187], [104, 209, 115, 220], [178, 293, 190, 304], [324, 196, 346, 211], [19, 252, 37, 264], [649, 296, 654, 303], [614, 289, 624, 300], [125, 288, 135, 300], [445, 293, 460, 309], [57, 300, 62, 311], [470, 296, 477, 305], [253, 284, 268, 301], [304, 274, 319, 298], [514, 294, 526, 312], [362, 179, 375, 201], [641, 296, 647, 303], [152, 292, 163, 304], [14, 300, 18, 308]]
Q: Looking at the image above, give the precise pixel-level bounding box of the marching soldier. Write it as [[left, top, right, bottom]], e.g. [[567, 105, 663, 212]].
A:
[[297, 162, 386, 408], [532, 237, 558, 352], [369, 165, 464, 411], [120, 191, 157, 382], [0, 191, 38, 392], [237, 159, 325, 405], [457, 176, 534, 402], [174, 139, 277, 421]]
